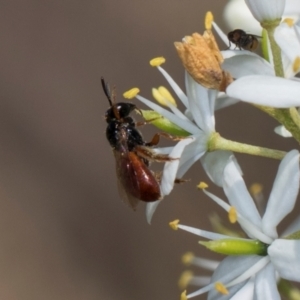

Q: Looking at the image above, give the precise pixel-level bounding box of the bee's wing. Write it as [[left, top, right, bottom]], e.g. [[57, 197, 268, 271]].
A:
[[113, 150, 140, 210]]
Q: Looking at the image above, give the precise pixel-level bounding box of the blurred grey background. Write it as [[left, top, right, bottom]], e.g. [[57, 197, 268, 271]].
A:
[[0, 1, 298, 299]]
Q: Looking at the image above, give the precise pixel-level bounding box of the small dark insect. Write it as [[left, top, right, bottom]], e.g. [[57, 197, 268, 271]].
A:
[[102, 77, 173, 210], [227, 29, 260, 51]]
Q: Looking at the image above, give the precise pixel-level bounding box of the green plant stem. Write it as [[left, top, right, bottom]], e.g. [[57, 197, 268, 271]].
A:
[[208, 133, 286, 160], [289, 107, 300, 130], [261, 19, 284, 77], [253, 105, 300, 143]]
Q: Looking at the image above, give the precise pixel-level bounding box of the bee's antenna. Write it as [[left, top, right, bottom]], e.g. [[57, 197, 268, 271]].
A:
[[101, 77, 113, 106]]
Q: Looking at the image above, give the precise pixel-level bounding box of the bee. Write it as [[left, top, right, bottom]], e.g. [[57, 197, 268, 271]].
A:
[[227, 29, 260, 51], [102, 78, 173, 210]]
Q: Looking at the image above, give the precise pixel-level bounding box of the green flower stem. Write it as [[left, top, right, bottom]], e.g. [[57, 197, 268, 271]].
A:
[[289, 107, 300, 131], [261, 19, 284, 77], [254, 105, 300, 143], [208, 132, 286, 160]]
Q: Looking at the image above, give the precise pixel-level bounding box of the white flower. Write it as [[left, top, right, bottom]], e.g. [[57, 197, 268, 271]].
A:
[[175, 149, 300, 299], [244, 0, 286, 22], [179, 253, 254, 300], [274, 18, 300, 76], [133, 60, 236, 223], [212, 20, 300, 108], [226, 75, 300, 107], [223, 0, 300, 34]]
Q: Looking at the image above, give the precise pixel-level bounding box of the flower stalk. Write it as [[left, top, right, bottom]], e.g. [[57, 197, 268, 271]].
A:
[[255, 106, 300, 143], [208, 132, 286, 160], [261, 19, 284, 77]]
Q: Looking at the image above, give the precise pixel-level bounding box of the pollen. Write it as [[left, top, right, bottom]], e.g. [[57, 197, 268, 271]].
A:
[[283, 18, 294, 27], [169, 219, 180, 230], [214, 282, 229, 295], [123, 88, 140, 99], [178, 271, 193, 290], [152, 86, 177, 107], [293, 56, 300, 73], [149, 57, 166, 67], [197, 182, 208, 189], [228, 206, 237, 224], [180, 290, 188, 300], [205, 11, 213, 30], [181, 252, 195, 265]]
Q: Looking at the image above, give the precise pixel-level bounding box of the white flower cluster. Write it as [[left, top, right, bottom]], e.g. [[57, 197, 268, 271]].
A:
[[125, 0, 300, 299]]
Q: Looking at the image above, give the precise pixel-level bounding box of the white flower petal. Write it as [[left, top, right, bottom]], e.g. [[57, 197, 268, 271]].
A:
[[245, 0, 285, 22], [136, 95, 200, 134], [275, 22, 300, 75], [178, 224, 231, 240], [254, 263, 280, 300], [208, 256, 261, 300], [176, 151, 205, 179], [226, 75, 300, 107], [223, 156, 262, 228], [230, 280, 254, 300], [146, 137, 196, 224], [157, 66, 189, 108], [185, 73, 215, 133], [145, 201, 160, 224], [222, 52, 275, 77], [284, 0, 300, 16], [215, 92, 239, 110], [200, 150, 242, 187], [268, 239, 300, 281], [274, 125, 293, 137], [223, 0, 261, 34], [160, 137, 195, 196], [227, 256, 270, 287], [176, 134, 207, 178], [262, 150, 300, 238]]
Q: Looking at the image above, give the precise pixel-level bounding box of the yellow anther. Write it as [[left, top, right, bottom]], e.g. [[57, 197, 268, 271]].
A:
[[180, 290, 188, 300], [215, 282, 229, 295], [169, 219, 180, 230], [123, 88, 140, 99], [293, 56, 300, 73], [283, 18, 294, 27], [178, 271, 193, 290], [181, 252, 195, 265], [197, 182, 208, 189], [205, 11, 213, 30], [152, 86, 177, 107], [228, 206, 237, 224], [149, 57, 166, 67], [250, 183, 263, 196]]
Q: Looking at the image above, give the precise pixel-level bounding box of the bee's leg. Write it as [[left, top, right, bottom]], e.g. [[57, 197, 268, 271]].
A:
[[145, 132, 186, 147], [174, 178, 189, 184], [153, 172, 189, 184], [135, 146, 177, 163], [227, 40, 231, 50]]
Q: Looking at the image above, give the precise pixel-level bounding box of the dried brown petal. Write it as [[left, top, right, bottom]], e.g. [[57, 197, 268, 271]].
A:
[[175, 32, 233, 91]]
